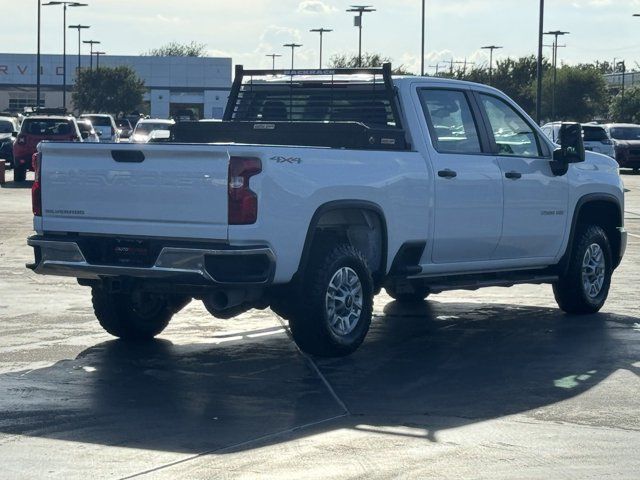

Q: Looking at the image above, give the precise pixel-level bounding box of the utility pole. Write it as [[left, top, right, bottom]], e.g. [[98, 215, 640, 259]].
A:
[[94, 51, 105, 70], [481, 45, 502, 84], [618, 60, 626, 121], [421, 0, 425, 76], [266, 53, 282, 72], [37, 0, 42, 107], [346, 5, 375, 67], [283, 43, 302, 70], [68, 24, 89, 72], [535, 0, 544, 124], [43, 1, 88, 109], [83, 39, 99, 70], [429, 63, 444, 76], [310, 28, 332, 69], [544, 30, 569, 119]]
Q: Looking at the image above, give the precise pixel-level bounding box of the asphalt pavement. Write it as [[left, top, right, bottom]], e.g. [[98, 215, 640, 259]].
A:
[[1, 168, 639, 479]]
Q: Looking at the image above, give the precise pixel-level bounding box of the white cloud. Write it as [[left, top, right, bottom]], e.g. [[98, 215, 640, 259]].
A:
[[297, 1, 337, 14]]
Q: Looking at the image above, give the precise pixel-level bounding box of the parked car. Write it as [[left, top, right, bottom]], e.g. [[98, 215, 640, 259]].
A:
[[12, 115, 81, 181], [0, 116, 19, 168], [602, 123, 640, 171], [541, 122, 615, 159], [76, 119, 100, 143], [130, 118, 175, 143], [27, 65, 626, 357], [79, 114, 119, 143], [116, 118, 133, 141]]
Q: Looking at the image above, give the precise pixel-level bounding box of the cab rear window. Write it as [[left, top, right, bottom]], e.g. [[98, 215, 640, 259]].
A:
[[21, 119, 73, 136]]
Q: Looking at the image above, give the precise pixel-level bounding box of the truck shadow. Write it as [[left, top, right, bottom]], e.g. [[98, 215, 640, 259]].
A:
[[0, 300, 638, 456]]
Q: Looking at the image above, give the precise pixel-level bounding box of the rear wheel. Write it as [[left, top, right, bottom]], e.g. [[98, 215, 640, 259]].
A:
[[13, 165, 26, 182], [553, 225, 612, 314], [288, 244, 374, 357], [92, 288, 189, 341]]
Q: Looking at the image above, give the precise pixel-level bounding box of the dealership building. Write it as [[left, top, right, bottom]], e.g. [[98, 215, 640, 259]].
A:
[[0, 53, 232, 119]]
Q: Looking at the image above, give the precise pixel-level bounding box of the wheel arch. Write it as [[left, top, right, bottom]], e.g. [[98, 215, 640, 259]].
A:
[[560, 193, 623, 273], [294, 200, 389, 287]]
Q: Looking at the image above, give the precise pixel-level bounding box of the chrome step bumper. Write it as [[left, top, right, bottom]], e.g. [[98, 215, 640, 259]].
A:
[[27, 237, 275, 285]]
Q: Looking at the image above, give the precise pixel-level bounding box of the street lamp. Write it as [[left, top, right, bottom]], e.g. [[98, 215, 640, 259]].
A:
[[94, 51, 106, 70], [43, 1, 88, 110], [68, 24, 89, 72], [346, 5, 375, 67], [544, 30, 569, 119], [481, 45, 502, 85], [83, 39, 100, 70], [310, 28, 332, 69], [283, 43, 302, 70], [266, 53, 282, 72]]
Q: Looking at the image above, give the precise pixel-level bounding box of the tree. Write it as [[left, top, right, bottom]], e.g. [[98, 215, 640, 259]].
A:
[[73, 66, 145, 114], [328, 53, 413, 75], [609, 86, 640, 123], [541, 65, 608, 121], [144, 41, 207, 57]]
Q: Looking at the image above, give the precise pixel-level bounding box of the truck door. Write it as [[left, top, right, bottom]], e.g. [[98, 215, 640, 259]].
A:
[[417, 88, 503, 263], [477, 93, 569, 260]]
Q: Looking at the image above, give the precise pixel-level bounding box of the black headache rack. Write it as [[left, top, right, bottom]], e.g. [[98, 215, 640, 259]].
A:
[[170, 63, 408, 151]]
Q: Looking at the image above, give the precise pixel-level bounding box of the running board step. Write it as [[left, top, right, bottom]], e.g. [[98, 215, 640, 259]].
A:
[[422, 274, 559, 294]]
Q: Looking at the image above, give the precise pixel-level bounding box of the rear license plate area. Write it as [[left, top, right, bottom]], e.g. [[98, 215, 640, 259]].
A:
[[111, 239, 153, 267]]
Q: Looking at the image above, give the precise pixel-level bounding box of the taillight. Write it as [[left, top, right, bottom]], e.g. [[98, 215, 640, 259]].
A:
[[228, 156, 262, 225], [32, 152, 42, 216], [17, 135, 26, 145]]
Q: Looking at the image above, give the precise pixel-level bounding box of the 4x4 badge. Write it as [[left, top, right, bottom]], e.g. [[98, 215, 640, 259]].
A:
[[270, 155, 301, 164]]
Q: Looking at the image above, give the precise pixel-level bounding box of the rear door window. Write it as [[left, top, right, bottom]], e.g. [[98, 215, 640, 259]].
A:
[[418, 89, 483, 154], [22, 119, 72, 136]]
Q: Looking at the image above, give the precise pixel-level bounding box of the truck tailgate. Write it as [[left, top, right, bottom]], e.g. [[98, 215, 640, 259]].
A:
[[40, 142, 230, 240]]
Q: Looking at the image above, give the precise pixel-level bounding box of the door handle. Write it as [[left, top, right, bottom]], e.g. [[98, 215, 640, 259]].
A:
[[438, 169, 457, 179], [505, 171, 522, 179]]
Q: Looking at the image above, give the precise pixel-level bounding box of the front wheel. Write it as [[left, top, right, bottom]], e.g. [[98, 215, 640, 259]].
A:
[[92, 288, 189, 341], [553, 225, 612, 314], [288, 244, 374, 357]]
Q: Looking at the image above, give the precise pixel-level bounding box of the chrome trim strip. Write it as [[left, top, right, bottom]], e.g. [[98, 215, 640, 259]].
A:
[[27, 239, 275, 284]]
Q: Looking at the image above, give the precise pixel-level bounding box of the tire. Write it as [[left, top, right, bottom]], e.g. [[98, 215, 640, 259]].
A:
[[553, 225, 612, 314], [92, 288, 187, 341], [13, 165, 26, 182], [385, 283, 430, 303], [288, 244, 374, 357]]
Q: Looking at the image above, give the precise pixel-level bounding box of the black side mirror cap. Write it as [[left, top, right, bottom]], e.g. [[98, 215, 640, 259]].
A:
[[557, 122, 585, 164], [11, 131, 17, 137], [81, 131, 90, 139]]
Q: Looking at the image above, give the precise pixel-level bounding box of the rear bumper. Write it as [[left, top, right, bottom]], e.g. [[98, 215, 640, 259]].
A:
[[27, 236, 275, 285]]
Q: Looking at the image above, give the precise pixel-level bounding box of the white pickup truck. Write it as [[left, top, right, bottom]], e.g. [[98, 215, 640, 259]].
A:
[[27, 65, 626, 357]]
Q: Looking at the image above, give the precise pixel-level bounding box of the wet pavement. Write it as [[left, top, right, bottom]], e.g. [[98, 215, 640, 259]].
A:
[[1, 168, 639, 479]]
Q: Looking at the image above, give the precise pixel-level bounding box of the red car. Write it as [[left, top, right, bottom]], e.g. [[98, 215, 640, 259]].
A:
[[13, 116, 82, 182]]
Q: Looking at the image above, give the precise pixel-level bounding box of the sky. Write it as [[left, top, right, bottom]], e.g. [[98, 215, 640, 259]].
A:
[[4, 0, 640, 74]]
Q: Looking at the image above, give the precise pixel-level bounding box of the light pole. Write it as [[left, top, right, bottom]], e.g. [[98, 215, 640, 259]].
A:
[[68, 24, 89, 73], [421, 0, 425, 76], [37, 0, 42, 108], [346, 5, 375, 67], [310, 28, 332, 69], [83, 39, 99, 70], [94, 51, 106, 70], [266, 53, 282, 72], [481, 45, 502, 85], [283, 43, 302, 70], [43, 1, 88, 110], [544, 30, 569, 119], [535, 0, 544, 124]]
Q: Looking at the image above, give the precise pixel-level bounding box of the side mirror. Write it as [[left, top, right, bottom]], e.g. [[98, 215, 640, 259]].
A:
[[96, 131, 103, 137], [81, 131, 90, 140], [551, 123, 585, 175], [11, 131, 17, 137]]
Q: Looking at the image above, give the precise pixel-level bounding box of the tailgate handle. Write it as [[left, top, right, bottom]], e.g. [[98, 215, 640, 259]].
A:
[[111, 150, 145, 163]]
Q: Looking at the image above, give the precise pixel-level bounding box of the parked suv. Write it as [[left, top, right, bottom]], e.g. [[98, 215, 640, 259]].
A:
[[12, 115, 81, 182], [0, 116, 19, 168], [79, 114, 119, 143], [602, 123, 640, 171], [541, 122, 615, 158]]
